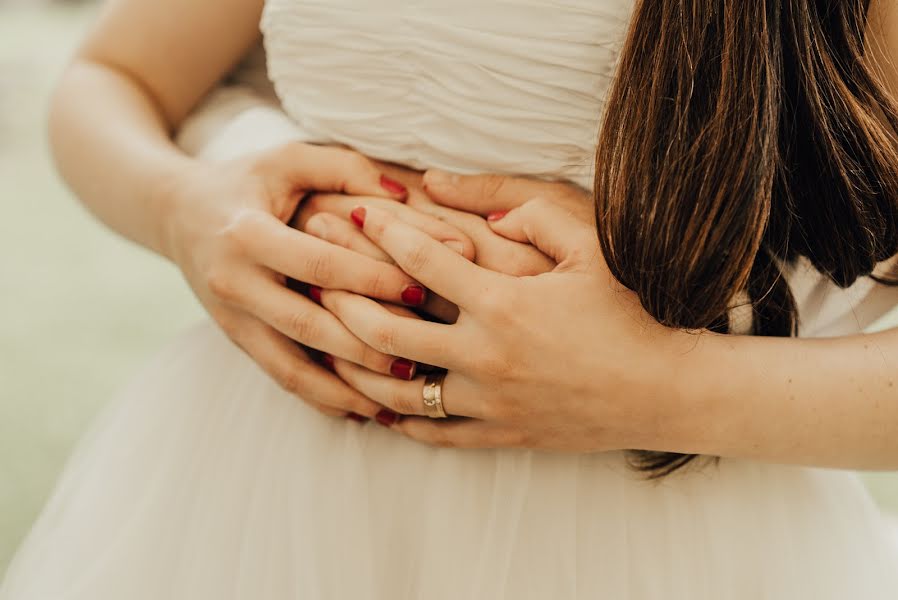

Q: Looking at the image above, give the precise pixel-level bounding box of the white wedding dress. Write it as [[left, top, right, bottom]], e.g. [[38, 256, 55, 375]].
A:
[[4, 1, 898, 598]]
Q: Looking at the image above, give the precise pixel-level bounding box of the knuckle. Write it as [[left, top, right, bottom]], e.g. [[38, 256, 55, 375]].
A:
[[400, 245, 430, 275], [386, 388, 419, 415], [517, 197, 548, 220], [276, 366, 307, 397], [367, 218, 389, 241], [477, 354, 514, 379], [221, 209, 265, 252], [205, 266, 239, 303], [370, 324, 397, 355], [285, 309, 320, 344], [305, 252, 334, 287], [344, 394, 376, 416], [359, 344, 391, 373], [362, 268, 390, 299]]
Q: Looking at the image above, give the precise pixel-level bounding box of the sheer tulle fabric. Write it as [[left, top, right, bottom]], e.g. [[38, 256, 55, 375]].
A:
[[3, 323, 898, 599]]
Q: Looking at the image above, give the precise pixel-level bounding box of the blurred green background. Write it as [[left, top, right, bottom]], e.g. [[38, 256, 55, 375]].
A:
[[0, 1, 204, 574], [2, 0, 898, 577]]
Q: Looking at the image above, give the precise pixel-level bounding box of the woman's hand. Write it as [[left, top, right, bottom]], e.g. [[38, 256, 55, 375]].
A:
[[420, 169, 595, 226], [319, 199, 688, 451], [297, 165, 558, 275], [162, 142, 467, 419], [292, 165, 560, 324], [292, 192, 475, 324]]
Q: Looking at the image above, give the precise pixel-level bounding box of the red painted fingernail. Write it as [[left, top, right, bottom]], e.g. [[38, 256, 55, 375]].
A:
[[308, 285, 322, 304], [380, 175, 408, 199], [322, 353, 335, 371], [351, 207, 367, 228], [390, 358, 416, 381], [346, 412, 369, 424], [376, 409, 401, 427], [487, 211, 508, 222], [400, 284, 426, 306]]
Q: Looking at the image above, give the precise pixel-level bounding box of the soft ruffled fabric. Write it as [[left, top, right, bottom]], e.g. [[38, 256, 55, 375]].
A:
[[261, 0, 634, 190], [3, 322, 898, 599]]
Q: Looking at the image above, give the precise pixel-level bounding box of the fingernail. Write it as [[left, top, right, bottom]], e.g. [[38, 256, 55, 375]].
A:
[[390, 358, 416, 381], [376, 409, 401, 427], [424, 169, 459, 189], [400, 284, 426, 306], [487, 211, 508, 222], [322, 353, 335, 371], [308, 285, 323, 304], [380, 175, 408, 199], [351, 206, 367, 228], [346, 412, 369, 424]]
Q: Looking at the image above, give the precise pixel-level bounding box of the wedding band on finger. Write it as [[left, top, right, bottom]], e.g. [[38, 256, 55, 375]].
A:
[[422, 373, 448, 419]]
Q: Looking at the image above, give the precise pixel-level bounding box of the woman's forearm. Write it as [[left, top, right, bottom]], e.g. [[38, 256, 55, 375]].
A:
[[49, 59, 195, 259], [49, 0, 263, 258], [673, 327, 898, 470]]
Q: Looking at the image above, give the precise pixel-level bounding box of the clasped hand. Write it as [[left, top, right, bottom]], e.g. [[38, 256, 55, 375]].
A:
[[165, 142, 680, 452], [316, 170, 683, 453]]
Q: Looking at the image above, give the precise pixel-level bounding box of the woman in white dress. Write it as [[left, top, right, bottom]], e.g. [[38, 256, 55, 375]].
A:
[[4, 0, 898, 598]]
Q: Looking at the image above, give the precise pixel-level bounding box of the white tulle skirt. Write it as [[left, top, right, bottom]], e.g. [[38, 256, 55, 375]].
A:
[[2, 320, 898, 599]]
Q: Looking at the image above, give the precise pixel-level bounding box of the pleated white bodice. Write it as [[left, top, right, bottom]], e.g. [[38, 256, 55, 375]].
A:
[[261, 0, 634, 190], [258, 0, 898, 336]]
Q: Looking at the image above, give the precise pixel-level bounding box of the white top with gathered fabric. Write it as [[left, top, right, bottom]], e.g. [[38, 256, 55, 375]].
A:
[[180, 0, 898, 338]]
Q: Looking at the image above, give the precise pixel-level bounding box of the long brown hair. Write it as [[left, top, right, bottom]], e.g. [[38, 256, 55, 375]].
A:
[[595, 0, 898, 476]]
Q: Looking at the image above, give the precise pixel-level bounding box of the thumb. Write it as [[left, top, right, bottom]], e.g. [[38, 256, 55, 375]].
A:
[[487, 198, 599, 269], [422, 170, 567, 215], [266, 143, 409, 201]]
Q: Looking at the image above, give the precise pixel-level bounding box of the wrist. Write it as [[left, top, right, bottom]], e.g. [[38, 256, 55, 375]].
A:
[[629, 327, 731, 455], [662, 330, 767, 458], [149, 156, 205, 263]]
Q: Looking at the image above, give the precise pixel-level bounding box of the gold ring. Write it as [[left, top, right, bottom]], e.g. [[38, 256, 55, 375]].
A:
[[422, 373, 448, 419]]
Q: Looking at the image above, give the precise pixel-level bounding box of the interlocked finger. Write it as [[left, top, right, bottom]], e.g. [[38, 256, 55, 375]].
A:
[[228, 270, 408, 376], [302, 212, 392, 262], [331, 358, 485, 419], [234, 318, 384, 418]]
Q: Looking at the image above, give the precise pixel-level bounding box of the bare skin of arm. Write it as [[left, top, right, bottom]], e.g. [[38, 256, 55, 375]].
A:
[[49, 0, 265, 256], [48, 0, 466, 418]]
